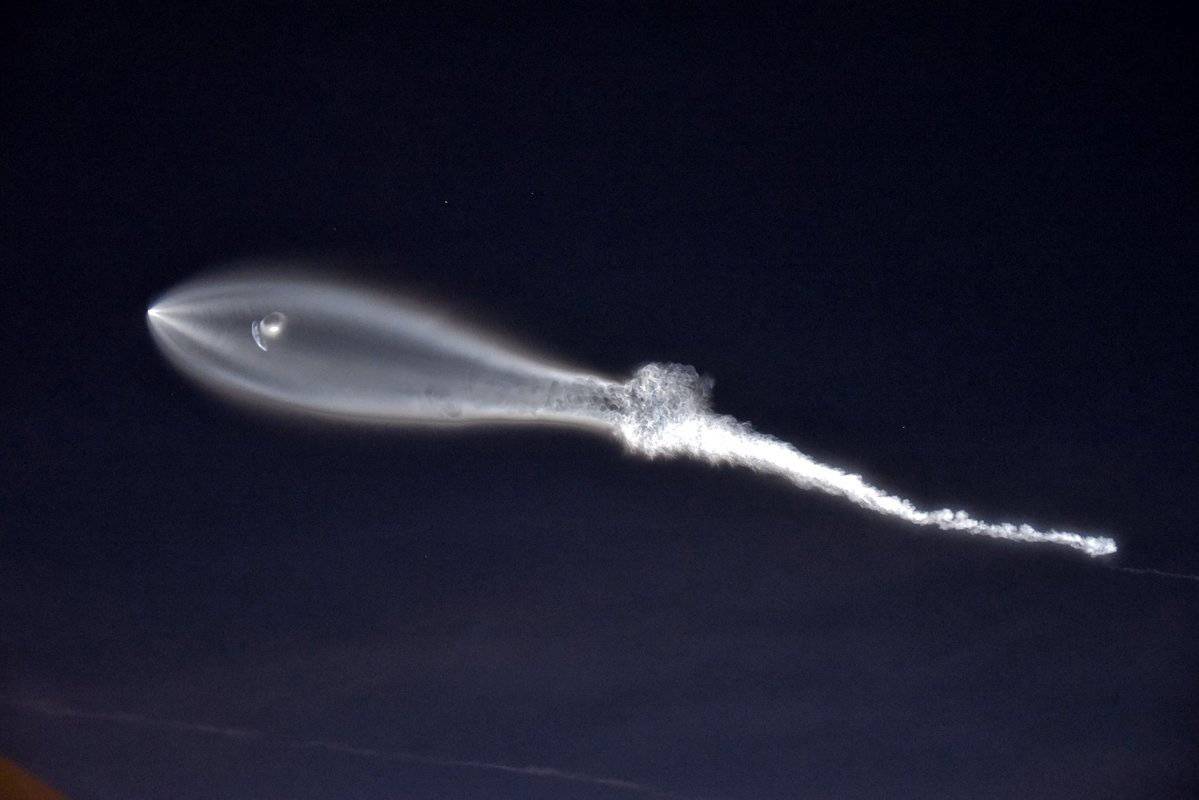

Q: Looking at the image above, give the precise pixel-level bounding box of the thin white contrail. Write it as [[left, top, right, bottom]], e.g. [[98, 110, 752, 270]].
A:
[[1112, 566, 1199, 583], [5, 699, 690, 799], [294, 739, 686, 797], [11, 700, 264, 739]]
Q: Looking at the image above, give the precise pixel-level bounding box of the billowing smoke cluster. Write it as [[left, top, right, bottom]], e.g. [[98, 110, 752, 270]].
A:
[[611, 362, 719, 456]]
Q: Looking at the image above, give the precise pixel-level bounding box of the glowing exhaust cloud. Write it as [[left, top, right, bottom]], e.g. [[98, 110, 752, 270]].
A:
[[147, 269, 1116, 558]]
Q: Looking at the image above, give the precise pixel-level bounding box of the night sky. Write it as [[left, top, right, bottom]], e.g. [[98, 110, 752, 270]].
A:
[[3, 5, 1197, 799]]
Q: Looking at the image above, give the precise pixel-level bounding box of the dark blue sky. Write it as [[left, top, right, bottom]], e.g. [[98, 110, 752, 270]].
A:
[[3, 4, 1196, 799]]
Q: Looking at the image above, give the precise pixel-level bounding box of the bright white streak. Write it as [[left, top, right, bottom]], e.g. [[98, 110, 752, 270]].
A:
[[617, 365, 1115, 557], [615, 364, 1116, 557], [147, 269, 1116, 558]]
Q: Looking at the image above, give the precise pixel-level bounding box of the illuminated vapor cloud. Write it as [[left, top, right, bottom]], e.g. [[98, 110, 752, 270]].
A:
[[146, 268, 1116, 558]]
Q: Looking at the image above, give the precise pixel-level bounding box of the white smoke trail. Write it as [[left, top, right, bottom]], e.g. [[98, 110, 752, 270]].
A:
[[612, 364, 1116, 558], [5, 699, 690, 799]]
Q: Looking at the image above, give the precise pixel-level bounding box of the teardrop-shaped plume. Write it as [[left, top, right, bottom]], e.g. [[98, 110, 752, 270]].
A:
[[147, 268, 1116, 558]]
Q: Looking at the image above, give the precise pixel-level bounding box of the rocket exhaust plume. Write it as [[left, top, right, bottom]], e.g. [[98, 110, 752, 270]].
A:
[[147, 268, 1116, 558]]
